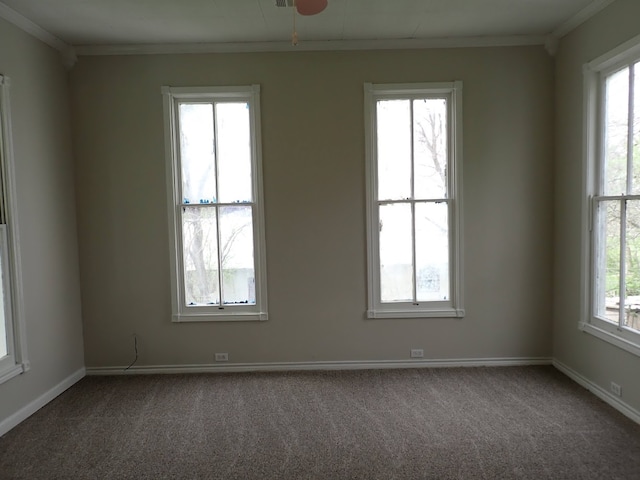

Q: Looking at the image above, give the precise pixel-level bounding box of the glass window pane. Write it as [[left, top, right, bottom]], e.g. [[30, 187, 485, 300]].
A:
[[625, 200, 640, 332], [633, 63, 640, 194], [379, 203, 413, 302], [182, 206, 219, 306], [216, 103, 253, 204], [415, 202, 449, 301], [0, 248, 6, 357], [0, 230, 6, 358], [179, 103, 216, 204], [377, 100, 411, 201], [595, 200, 621, 323], [0, 324, 5, 358], [219, 206, 255, 305], [414, 99, 448, 199], [604, 68, 629, 196]]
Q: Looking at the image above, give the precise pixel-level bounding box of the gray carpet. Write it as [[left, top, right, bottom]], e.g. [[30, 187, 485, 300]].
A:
[[1, 366, 640, 479]]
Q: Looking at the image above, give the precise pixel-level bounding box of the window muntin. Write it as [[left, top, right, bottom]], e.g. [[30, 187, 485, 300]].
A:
[[365, 83, 463, 319], [163, 86, 267, 322], [583, 39, 640, 355]]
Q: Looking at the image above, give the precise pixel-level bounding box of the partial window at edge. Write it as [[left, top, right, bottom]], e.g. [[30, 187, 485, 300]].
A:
[[0, 75, 28, 384], [583, 37, 640, 356]]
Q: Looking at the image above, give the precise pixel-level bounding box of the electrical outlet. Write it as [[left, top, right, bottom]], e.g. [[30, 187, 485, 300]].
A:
[[611, 382, 622, 397], [410, 349, 424, 358], [215, 353, 229, 362]]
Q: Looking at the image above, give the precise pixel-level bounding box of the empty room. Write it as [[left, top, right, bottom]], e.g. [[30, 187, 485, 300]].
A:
[[0, 0, 640, 478]]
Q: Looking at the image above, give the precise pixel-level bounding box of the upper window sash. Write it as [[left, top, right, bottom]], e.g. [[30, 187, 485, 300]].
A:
[[364, 82, 464, 319], [162, 85, 268, 322]]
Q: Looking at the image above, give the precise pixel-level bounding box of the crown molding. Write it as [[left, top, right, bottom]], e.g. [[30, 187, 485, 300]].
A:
[[74, 34, 547, 57], [544, 35, 559, 56], [0, 2, 76, 68], [552, 0, 617, 39]]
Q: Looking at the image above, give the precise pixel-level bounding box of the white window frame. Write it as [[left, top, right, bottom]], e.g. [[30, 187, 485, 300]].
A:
[[0, 75, 29, 384], [364, 82, 464, 319], [162, 85, 268, 322], [581, 34, 640, 357]]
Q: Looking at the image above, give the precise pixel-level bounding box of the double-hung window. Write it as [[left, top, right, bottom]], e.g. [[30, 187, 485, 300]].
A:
[[583, 37, 640, 356], [364, 82, 464, 319], [162, 85, 268, 322], [0, 75, 28, 384]]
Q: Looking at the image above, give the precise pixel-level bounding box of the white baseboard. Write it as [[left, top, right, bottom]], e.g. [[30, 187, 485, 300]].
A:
[[86, 356, 552, 375], [0, 367, 86, 437], [553, 359, 640, 425]]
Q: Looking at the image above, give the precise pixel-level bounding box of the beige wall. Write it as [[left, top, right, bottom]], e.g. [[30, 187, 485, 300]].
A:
[[71, 46, 554, 368], [554, 0, 640, 413], [0, 17, 84, 425]]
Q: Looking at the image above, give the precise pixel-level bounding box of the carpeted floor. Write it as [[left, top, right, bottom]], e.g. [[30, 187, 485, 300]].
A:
[[1, 366, 639, 479]]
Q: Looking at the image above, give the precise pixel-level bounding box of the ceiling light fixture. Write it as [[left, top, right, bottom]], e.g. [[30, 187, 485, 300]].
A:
[[296, 0, 328, 16], [277, 0, 328, 46]]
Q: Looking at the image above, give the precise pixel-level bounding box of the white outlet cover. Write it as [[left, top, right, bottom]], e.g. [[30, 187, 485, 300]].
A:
[[611, 382, 622, 396]]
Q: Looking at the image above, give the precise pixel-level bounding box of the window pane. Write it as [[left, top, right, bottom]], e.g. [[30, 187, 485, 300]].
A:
[[604, 68, 629, 196], [0, 251, 6, 357], [416, 202, 449, 301], [179, 104, 216, 204], [414, 99, 448, 199], [596, 200, 621, 323], [182, 207, 219, 306], [625, 200, 640, 332], [0, 231, 6, 357], [379, 203, 413, 302], [216, 103, 253, 204], [219, 206, 255, 305], [377, 100, 411, 201], [633, 63, 640, 194]]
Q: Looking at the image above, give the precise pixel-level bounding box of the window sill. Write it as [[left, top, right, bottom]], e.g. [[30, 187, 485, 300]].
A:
[[367, 308, 465, 319], [172, 312, 268, 323], [0, 363, 24, 385], [579, 321, 640, 358]]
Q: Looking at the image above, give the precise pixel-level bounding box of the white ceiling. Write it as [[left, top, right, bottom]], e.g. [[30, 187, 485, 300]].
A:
[[0, 0, 613, 49]]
